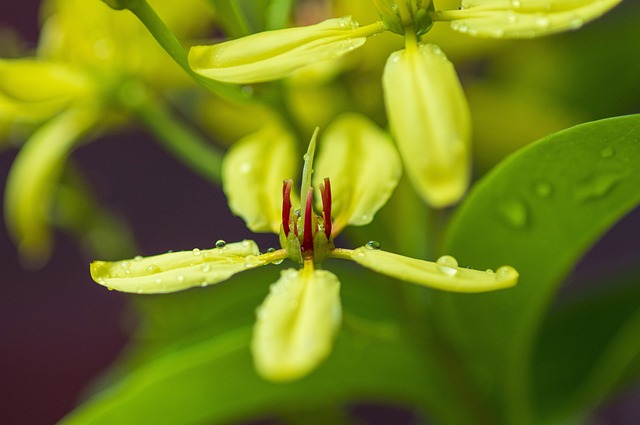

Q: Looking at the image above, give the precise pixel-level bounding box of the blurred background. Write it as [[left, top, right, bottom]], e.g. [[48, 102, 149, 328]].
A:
[[1, 1, 639, 424]]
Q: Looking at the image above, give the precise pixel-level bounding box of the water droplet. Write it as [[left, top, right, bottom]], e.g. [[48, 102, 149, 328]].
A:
[[155, 277, 162, 285], [498, 199, 528, 229], [535, 15, 550, 28], [146, 265, 160, 274], [242, 240, 250, 247], [511, 0, 521, 8], [600, 146, 614, 158], [272, 258, 284, 265], [574, 173, 622, 202], [200, 264, 211, 273], [200, 281, 208, 287], [534, 181, 553, 198], [568, 16, 583, 29], [436, 255, 459, 276], [192, 248, 201, 256], [177, 275, 185, 283], [215, 240, 227, 249], [267, 247, 276, 253], [136, 289, 143, 294], [97, 278, 106, 286], [133, 255, 142, 262], [119, 261, 130, 270], [496, 266, 518, 281], [485, 269, 494, 275], [365, 241, 381, 250]]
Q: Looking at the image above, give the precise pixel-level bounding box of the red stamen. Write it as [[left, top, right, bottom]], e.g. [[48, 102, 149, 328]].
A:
[[320, 177, 332, 239], [282, 179, 293, 237], [301, 187, 314, 255]]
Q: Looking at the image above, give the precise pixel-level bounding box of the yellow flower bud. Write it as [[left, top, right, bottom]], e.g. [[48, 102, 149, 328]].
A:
[[189, 17, 383, 84], [383, 43, 471, 208], [446, 0, 622, 38]]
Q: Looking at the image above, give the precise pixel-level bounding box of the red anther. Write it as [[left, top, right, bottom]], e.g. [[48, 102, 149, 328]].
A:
[[301, 187, 314, 254], [282, 179, 293, 237], [320, 177, 332, 239]]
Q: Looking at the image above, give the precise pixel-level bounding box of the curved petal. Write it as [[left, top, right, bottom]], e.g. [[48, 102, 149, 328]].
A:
[[222, 125, 299, 233], [4, 107, 99, 267], [314, 113, 402, 233], [345, 247, 518, 293], [383, 44, 471, 208], [0, 59, 90, 122], [188, 17, 379, 84], [446, 0, 622, 38], [90, 240, 266, 293], [252, 267, 342, 381]]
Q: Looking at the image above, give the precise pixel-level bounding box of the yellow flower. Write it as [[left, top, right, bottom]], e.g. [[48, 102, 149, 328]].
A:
[[188, 16, 385, 83], [2, 0, 210, 266], [383, 43, 471, 207], [90, 114, 518, 381]]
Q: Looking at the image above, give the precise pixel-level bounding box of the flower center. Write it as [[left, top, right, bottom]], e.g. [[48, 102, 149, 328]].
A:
[[280, 177, 333, 264]]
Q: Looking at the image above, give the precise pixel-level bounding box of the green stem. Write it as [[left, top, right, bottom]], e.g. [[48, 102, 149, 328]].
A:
[[265, 0, 295, 30], [126, 0, 248, 102], [132, 97, 223, 184]]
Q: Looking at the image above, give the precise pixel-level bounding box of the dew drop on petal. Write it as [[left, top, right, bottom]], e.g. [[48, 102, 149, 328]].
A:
[[177, 275, 185, 283], [146, 264, 160, 274], [192, 248, 201, 256], [436, 255, 459, 276], [215, 240, 227, 249], [496, 266, 518, 281], [201, 264, 211, 273], [365, 241, 381, 250]]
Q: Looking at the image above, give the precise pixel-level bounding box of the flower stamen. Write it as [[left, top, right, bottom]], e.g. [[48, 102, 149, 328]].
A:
[[319, 177, 332, 239], [301, 187, 315, 258], [282, 179, 293, 237]]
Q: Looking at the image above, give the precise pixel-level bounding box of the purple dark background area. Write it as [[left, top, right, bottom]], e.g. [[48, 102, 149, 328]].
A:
[[1, 1, 639, 425]]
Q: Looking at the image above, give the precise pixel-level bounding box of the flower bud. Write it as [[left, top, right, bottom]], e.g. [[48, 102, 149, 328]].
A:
[[189, 17, 380, 84], [383, 44, 471, 208]]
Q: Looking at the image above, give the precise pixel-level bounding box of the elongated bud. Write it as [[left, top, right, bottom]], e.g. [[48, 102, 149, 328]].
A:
[[442, 0, 622, 38], [383, 44, 471, 208], [189, 17, 383, 84]]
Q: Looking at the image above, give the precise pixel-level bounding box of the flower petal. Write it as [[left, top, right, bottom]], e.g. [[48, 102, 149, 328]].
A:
[[252, 267, 342, 381], [383, 44, 471, 208], [4, 107, 99, 267], [448, 0, 622, 38], [347, 248, 518, 292], [90, 240, 265, 293], [0, 59, 90, 122], [314, 113, 402, 233], [188, 17, 373, 84], [222, 125, 299, 233]]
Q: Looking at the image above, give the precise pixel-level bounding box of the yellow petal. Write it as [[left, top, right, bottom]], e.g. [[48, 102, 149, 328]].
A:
[[0, 59, 90, 122], [314, 113, 401, 233], [222, 125, 299, 233], [4, 107, 99, 267], [383, 44, 471, 208], [347, 248, 518, 292], [252, 267, 342, 381], [188, 17, 376, 84], [447, 0, 622, 38], [90, 240, 265, 293]]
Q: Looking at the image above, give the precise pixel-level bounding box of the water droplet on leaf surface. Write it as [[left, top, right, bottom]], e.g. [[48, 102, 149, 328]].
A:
[[436, 255, 459, 276]]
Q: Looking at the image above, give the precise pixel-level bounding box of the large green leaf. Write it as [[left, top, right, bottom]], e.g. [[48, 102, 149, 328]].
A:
[[431, 115, 640, 424], [533, 273, 640, 424]]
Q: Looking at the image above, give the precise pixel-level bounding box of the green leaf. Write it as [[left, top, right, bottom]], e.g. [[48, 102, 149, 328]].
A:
[[431, 115, 640, 424], [533, 273, 640, 423]]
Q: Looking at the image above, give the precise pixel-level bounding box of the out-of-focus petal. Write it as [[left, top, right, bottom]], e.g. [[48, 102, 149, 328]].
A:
[[446, 0, 622, 38], [90, 240, 265, 293], [0, 59, 90, 122], [383, 43, 471, 208], [4, 107, 99, 267], [314, 113, 401, 233], [252, 267, 341, 381], [222, 125, 299, 233], [188, 17, 377, 84], [346, 248, 518, 292]]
